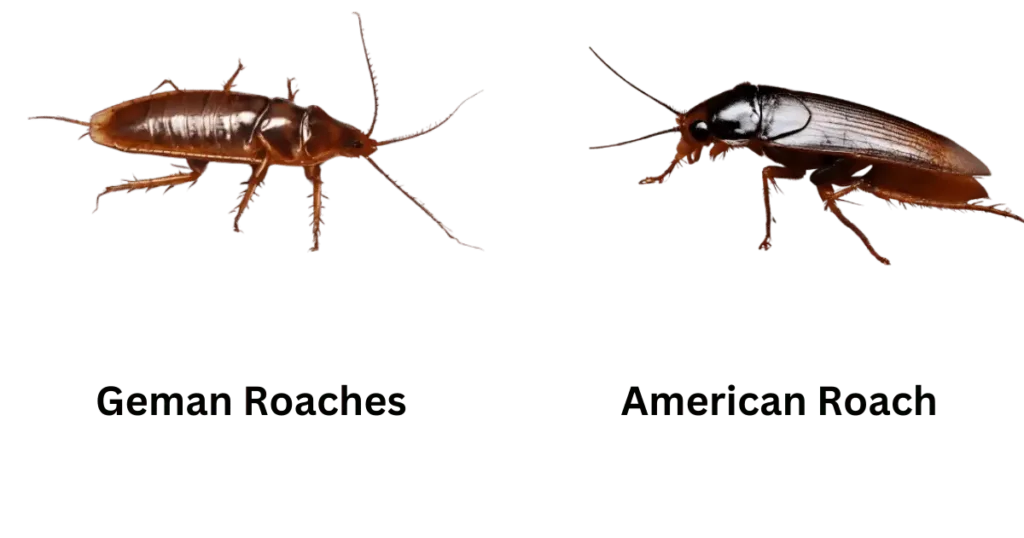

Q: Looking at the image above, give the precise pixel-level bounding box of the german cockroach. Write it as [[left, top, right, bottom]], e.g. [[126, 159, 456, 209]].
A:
[[30, 13, 480, 251], [589, 48, 1021, 265]]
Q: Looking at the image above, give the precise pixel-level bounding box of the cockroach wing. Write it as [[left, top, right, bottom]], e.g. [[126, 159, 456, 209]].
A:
[[759, 92, 811, 140], [760, 87, 990, 176]]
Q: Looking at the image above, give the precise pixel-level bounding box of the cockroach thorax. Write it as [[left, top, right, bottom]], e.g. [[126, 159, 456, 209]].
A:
[[305, 106, 382, 160]]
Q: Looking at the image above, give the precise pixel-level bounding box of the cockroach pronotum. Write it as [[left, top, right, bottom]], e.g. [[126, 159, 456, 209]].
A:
[[30, 13, 480, 252], [589, 48, 1022, 265]]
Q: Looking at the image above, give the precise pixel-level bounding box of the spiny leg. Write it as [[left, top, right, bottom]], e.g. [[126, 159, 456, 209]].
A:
[[364, 157, 480, 250], [157, 159, 207, 194], [150, 79, 183, 94], [352, 9, 385, 135], [95, 159, 208, 211], [759, 166, 805, 251], [378, 89, 485, 146], [811, 159, 889, 265], [232, 157, 270, 232], [639, 146, 704, 185], [858, 183, 1024, 225], [222, 60, 244, 92], [305, 165, 324, 251], [634, 154, 684, 186], [709, 141, 731, 161], [630, 140, 729, 186], [282, 74, 299, 101], [817, 183, 888, 265]]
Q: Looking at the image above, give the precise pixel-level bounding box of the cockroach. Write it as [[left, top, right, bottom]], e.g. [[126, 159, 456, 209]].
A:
[[589, 48, 1022, 265], [30, 13, 480, 252]]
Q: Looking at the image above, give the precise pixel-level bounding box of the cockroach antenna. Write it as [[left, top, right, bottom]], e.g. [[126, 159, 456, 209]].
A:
[[590, 127, 681, 150], [377, 91, 482, 146], [589, 57, 1021, 264], [30, 15, 481, 252], [589, 47, 682, 116]]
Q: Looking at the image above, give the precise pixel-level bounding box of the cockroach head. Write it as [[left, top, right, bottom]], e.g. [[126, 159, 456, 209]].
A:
[[671, 81, 761, 160], [679, 83, 762, 147], [303, 106, 378, 159], [589, 46, 757, 160], [654, 105, 715, 171]]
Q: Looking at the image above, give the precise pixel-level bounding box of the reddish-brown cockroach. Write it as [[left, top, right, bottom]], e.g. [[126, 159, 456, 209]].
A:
[[31, 13, 480, 251], [589, 48, 1022, 265]]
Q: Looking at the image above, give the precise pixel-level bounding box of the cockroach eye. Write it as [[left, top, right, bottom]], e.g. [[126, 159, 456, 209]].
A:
[[29, 12, 482, 253], [588, 51, 1019, 264], [689, 121, 710, 141]]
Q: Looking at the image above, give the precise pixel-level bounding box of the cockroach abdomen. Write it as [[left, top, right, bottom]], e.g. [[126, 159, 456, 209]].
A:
[[863, 164, 989, 204]]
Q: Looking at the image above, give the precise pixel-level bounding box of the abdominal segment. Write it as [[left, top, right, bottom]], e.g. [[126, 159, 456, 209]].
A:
[[864, 162, 991, 202], [89, 91, 271, 162]]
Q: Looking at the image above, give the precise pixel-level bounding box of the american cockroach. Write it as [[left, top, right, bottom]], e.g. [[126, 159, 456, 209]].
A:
[[31, 13, 480, 252], [589, 48, 1022, 265]]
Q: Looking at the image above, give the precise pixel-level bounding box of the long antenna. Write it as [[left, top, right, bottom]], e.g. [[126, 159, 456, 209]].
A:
[[589, 46, 684, 114], [354, 9, 382, 135], [377, 91, 482, 146], [589, 126, 675, 150]]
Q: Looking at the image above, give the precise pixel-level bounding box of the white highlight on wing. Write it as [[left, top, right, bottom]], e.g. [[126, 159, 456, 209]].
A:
[[766, 88, 988, 175], [761, 94, 806, 140]]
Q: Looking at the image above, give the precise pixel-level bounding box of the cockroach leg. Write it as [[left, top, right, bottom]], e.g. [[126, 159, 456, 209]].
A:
[[859, 184, 1024, 225], [232, 156, 270, 232], [352, 9, 385, 135], [305, 165, 324, 251], [709, 141, 731, 161], [95, 159, 207, 212], [811, 160, 888, 264], [759, 166, 805, 251], [150, 80, 183, 94], [639, 157, 681, 185], [639, 144, 703, 185], [282, 76, 299, 101], [364, 156, 481, 250], [222, 60, 245, 92], [157, 160, 205, 193], [835, 195, 860, 207], [819, 183, 892, 264]]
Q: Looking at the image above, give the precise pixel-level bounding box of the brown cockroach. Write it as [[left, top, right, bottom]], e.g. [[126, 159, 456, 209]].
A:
[[589, 48, 1022, 265], [31, 13, 480, 252]]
